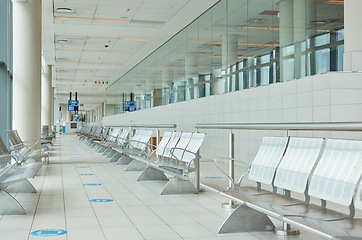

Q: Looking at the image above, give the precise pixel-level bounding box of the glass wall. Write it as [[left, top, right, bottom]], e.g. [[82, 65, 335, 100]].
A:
[[0, 0, 13, 143], [106, 0, 344, 115]]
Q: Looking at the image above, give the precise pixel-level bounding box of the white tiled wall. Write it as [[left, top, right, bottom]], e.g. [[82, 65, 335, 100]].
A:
[[102, 72, 362, 163]]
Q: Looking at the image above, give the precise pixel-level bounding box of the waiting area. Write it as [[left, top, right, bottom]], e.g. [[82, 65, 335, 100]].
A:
[[1, 123, 362, 240]]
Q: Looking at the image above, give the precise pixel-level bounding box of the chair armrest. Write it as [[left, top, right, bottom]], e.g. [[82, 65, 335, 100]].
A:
[[214, 157, 251, 189]]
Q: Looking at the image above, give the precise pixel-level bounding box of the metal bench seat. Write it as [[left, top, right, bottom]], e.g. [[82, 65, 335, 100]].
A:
[[96, 127, 120, 153], [106, 127, 131, 160], [210, 137, 362, 239], [124, 131, 176, 171], [136, 132, 205, 195], [7, 130, 49, 162], [112, 130, 153, 165], [0, 137, 43, 215]]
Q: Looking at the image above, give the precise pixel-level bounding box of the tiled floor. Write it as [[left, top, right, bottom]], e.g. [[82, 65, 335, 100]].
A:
[[0, 134, 327, 240]]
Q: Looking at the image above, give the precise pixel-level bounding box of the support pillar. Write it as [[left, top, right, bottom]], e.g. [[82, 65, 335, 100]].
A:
[[222, 34, 238, 92], [344, 0, 362, 71], [41, 60, 52, 127], [185, 55, 199, 100], [279, 0, 294, 82], [13, 0, 42, 146]]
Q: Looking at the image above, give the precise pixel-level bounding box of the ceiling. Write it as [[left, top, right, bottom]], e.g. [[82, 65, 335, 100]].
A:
[[42, 0, 220, 110]]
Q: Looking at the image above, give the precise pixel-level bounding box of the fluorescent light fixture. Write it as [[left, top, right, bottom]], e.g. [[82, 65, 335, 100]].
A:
[[56, 39, 70, 44], [324, 0, 344, 5], [55, 16, 130, 23], [55, 7, 75, 13]]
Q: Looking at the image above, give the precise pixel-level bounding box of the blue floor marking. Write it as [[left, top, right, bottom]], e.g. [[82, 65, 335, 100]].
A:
[[89, 199, 113, 203], [31, 229, 67, 237], [83, 183, 102, 186], [76, 166, 89, 168], [79, 174, 94, 176]]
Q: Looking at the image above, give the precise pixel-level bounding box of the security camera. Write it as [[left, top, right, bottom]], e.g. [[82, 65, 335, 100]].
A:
[[104, 44, 109, 48]]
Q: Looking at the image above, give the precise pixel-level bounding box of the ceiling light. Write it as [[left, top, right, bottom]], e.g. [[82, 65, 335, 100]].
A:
[[55, 7, 75, 13], [324, 0, 344, 5], [54, 16, 130, 23], [93, 18, 130, 23], [56, 39, 70, 44]]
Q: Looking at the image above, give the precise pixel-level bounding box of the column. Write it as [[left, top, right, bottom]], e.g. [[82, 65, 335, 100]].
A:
[[279, 0, 294, 82], [185, 55, 199, 100], [222, 34, 238, 92], [162, 69, 172, 104], [211, 69, 223, 95], [13, 0, 42, 145], [344, 0, 362, 71], [41, 61, 52, 127]]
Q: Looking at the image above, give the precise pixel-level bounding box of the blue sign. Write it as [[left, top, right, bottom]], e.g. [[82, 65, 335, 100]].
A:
[[76, 166, 89, 168], [205, 177, 222, 179], [89, 199, 113, 203], [31, 229, 67, 237], [79, 174, 94, 176], [83, 184, 102, 186], [68, 100, 79, 105]]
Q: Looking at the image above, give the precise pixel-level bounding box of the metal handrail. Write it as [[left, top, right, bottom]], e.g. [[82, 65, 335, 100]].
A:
[[105, 124, 177, 129], [195, 121, 362, 207], [195, 122, 362, 131]]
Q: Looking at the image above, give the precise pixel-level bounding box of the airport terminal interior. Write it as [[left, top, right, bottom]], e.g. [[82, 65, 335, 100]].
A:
[[1, 0, 362, 239]]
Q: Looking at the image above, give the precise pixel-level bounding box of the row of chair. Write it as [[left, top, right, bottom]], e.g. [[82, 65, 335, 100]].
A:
[[77, 126, 205, 195], [210, 136, 362, 238], [0, 130, 48, 215]]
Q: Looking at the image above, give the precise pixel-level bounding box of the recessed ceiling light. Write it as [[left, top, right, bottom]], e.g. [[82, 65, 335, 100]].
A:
[[56, 39, 70, 44], [55, 7, 75, 13]]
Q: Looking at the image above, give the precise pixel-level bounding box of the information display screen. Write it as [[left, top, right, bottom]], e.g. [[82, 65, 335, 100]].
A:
[[68, 100, 79, 111], [123, 101, 135, 112]]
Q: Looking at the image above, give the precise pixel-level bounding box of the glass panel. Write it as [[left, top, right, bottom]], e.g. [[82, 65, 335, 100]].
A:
[[105, 0, 344, 116]]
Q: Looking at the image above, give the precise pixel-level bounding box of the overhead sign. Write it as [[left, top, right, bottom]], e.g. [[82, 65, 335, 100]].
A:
[[31, 229, 67, 237]]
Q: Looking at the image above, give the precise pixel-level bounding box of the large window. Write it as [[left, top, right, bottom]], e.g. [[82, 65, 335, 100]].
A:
[[106, 0, 344, 115], [0, 0, 12, 144]]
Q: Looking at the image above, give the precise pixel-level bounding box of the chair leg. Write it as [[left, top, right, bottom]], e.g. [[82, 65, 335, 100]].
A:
[[0, 190, 26, 215], [160, 177, 198, 195], [124, 160, 147, 171], [218, 205, 275, 234], [116, 155, 133, 165], [6, 179, 37, 193], [137, 166, 168, 181]]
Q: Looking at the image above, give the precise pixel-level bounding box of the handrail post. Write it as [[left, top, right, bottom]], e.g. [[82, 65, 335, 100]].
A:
[[227, 131, 236, 207], [195, 149, 200, 191], [156, 129, 160, 146]]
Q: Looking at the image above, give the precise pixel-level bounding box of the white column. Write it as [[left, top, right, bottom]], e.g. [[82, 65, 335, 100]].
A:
[[222, 34, 238, 92], [344, 0, 362, 71], [13, 0, 42, 145], [211, 69, 223, 95], [50, 87, 54, 127], [185, 55, 198, 100], [41, 62, 52, 127], [279, 0, 294, 82]]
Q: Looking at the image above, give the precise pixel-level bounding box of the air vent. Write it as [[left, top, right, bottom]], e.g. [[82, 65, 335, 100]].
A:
[[55, 7, 75, 13]]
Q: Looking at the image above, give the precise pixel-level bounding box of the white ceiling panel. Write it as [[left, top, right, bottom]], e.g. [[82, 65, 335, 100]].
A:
[[43, 0, 219, 106]]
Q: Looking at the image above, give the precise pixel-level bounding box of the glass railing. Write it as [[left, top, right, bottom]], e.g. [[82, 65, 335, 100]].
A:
[[106, 0, 344, 116]]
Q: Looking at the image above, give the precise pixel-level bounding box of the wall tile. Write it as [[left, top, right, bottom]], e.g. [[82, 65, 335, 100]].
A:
[[296, 76, 313, 93], [297, 92, 313, 108]]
